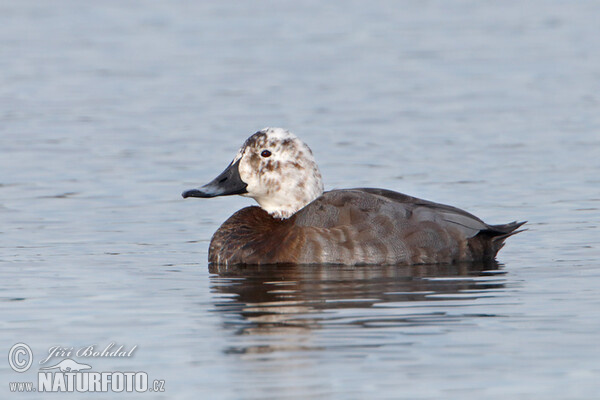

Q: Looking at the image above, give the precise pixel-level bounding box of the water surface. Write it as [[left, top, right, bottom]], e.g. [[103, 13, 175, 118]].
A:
[[1, 1, 599, 399]]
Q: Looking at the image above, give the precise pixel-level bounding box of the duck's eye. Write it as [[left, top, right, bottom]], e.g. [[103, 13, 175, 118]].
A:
[[261, 150, 272, 158]]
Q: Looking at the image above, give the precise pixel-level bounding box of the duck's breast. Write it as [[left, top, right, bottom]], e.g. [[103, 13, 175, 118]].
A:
[[208, 206, 305, 265]]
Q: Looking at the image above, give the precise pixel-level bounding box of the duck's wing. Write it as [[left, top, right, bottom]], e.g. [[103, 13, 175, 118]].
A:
[[355, 188, 526, 236], [296, 188, 489, 239], [352, 188, 489, 238], [292, 189, 525, 265]]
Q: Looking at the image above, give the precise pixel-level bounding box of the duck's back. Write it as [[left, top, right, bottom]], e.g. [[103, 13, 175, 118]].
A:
[[209, 188, 524, 265]]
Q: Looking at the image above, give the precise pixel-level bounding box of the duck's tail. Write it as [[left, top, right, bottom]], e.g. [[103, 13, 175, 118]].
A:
[[472, 220, 527, 259], [489, 220, 527, 254]]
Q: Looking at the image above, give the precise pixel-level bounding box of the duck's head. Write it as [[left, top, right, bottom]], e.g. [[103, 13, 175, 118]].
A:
[[183, 128, 324, 219]]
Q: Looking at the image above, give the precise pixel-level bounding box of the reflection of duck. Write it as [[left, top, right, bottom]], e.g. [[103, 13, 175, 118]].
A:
[[209, 262, 505, 354], [184, 128, 525, 266], [210, 261, 503, 306]]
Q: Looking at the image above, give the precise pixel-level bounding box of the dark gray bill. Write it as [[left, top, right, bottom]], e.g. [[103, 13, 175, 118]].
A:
[[182, 159, 248, 199]]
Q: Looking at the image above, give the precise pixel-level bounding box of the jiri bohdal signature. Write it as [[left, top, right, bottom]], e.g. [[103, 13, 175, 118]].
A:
[[39, 343, 137, 365]]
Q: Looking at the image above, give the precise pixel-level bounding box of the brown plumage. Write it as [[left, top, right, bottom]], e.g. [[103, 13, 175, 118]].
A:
[[208, 188, 526, 266]]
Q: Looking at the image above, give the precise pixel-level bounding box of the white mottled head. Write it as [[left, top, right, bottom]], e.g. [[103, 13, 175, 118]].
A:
[[183, 128, 324, 219]]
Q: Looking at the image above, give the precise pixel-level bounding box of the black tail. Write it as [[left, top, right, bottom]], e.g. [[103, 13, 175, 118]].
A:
[[469, 220, 526, 259], [487, 220, 527, 255], [489, 220, 527, 235]]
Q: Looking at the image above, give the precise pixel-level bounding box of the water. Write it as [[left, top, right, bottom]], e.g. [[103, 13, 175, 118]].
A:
[[1, 1, 599, 398]]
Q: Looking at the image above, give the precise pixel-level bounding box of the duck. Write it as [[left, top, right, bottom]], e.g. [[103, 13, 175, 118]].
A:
[[182, 127, 525, 266]]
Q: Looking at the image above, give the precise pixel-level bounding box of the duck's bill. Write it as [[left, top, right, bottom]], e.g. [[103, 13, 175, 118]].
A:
[[182, 159, 248, 199]]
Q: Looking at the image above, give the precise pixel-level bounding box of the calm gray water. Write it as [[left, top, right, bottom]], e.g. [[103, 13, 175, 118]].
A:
[[1, 1, 599, 399]]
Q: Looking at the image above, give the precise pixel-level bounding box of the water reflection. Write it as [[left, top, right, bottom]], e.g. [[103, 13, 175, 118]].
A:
[[209, 262, 506, 355]]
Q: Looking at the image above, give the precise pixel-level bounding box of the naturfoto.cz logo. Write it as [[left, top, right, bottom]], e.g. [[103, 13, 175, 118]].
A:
[[7, 343, 165, 394]]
